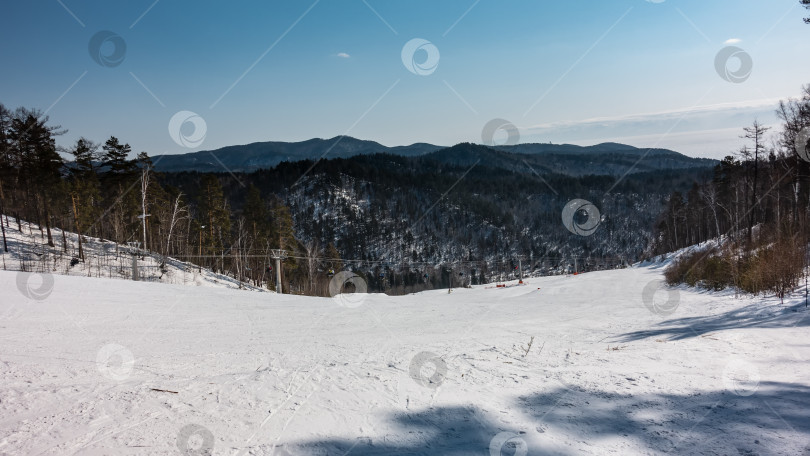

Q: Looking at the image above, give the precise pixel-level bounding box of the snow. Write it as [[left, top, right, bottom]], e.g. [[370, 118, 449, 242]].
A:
[[0, 218, 267, 292], [2, 262, 809, 455]]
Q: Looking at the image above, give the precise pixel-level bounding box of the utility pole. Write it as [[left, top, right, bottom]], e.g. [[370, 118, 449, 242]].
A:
[[270, 249, 288, 294], [140, 167, 151, 253]]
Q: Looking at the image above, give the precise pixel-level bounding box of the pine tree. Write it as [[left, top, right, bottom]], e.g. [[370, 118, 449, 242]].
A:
[[10, 110, 64, 246], [101, 136, 135, 176], [243, 184, 272, 242], [273, 199, 297, 252], [742, 121, 770, 244], [98, 136, 141, 244], [0, 103, 12, 178], [68, 138, 103, 258], [242, 184, 274, 285], [325, 242, 343, 271], [198, 175, 231, 270], [272, 198, 299, 292], [71, 138, 99, 177]]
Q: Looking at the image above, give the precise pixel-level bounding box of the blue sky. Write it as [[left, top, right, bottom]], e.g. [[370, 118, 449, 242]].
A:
[[1, 0, 808, 159]]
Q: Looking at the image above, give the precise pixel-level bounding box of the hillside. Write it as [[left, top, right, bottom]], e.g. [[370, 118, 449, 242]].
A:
[[0, 217, 265, 292], [3, 261, 808, 454], [150, 137, 715, 176]]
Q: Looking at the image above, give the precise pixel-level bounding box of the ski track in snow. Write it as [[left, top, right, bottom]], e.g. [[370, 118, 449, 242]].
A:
[[1, 264, 810, 455]]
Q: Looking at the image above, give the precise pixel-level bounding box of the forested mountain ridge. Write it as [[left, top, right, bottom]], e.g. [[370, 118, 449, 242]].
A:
[[150, 135, 714, 176], [151, 136, 440, 173], [423, 143, 716, 177]]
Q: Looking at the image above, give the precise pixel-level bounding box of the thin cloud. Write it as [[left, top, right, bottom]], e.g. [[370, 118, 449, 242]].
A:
[[519, 98, 785, 158], [524, 98, 784, 132], [567, 125, 780, 160], [336, 52, 351, 58]]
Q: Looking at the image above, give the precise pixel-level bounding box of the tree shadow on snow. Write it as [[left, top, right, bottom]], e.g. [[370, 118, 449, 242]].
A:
[[282, 382, 810, 455], [616, 297, 810, 342], [281, 405, 512, 456], [514, 382, 810, 455]]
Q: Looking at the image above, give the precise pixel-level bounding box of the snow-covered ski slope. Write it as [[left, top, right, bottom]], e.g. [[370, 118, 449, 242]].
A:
[[2, 264, 809, 455]]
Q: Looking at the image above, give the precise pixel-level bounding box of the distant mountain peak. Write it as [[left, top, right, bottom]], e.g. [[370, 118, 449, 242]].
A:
[[594, 142, 638, 150]]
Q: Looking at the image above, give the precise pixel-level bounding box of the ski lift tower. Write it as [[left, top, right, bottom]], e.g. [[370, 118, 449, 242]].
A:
[[126, 241, 141, 281], [269, 249, 288, 294]]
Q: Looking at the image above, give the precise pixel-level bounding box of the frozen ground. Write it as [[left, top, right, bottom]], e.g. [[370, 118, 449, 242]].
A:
[[1, 263, 809, 455]]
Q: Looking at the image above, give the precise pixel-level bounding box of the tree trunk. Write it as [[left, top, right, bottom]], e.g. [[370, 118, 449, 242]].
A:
[[71, 194, 84, 261], [43, 202, 54, 247], [0, 213, 7, 252]]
